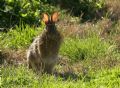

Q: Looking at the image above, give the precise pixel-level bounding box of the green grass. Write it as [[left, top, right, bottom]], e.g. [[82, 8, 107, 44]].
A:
[[60, 36, 111, 62], [0, 24, 43, 49], [1, 66, 120, 88]]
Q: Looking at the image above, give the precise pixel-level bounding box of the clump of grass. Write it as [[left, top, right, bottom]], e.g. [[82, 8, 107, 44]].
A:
[[60, 34, 111, 62], [0, 24, 43, 49]]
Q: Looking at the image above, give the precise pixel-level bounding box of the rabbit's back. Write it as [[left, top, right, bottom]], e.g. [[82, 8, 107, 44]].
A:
[[40, 30, 62, 58]]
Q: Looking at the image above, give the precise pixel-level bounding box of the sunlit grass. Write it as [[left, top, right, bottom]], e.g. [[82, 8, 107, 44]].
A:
[[1, 66, 120, 88], [60, 36, 111, 62], [0, 24, 43, 49]]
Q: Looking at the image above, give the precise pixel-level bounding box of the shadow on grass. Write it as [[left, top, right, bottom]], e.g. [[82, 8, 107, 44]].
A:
[[54, 71, 94, 82]]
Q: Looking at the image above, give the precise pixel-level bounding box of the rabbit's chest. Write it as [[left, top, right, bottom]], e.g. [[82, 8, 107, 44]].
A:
[[38, 38, 60, 58], [43, 56, 58, 64], [41, 39, 59, 53]]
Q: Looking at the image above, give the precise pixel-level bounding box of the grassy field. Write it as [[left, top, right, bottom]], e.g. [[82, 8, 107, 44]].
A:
[[1, 1, 120, 87], [0, 18, 120, 88], [1, 66, 120, 88]]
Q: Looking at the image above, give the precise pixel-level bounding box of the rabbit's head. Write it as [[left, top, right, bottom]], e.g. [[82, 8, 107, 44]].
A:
[[42, 12, 59, 32]]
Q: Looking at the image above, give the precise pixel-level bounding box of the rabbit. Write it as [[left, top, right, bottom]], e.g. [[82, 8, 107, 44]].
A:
[[27, 12, 62, 74]]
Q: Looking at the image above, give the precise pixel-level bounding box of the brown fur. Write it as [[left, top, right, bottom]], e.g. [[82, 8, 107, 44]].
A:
[[27, 12, 62, 73]]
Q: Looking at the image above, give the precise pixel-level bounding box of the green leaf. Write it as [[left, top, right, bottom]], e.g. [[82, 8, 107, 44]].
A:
[[21, 13, 27, 17]]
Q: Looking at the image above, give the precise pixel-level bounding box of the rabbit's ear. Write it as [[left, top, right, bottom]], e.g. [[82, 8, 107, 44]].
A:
[[51, 12, 59, 22], [42, 13, 49, 23]]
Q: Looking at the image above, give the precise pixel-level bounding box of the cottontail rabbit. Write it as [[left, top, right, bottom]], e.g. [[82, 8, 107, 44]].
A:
[[27, 12, 62, 74]]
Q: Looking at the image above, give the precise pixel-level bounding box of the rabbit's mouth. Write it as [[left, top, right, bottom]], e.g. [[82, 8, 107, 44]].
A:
[[46, 35, 58, 41]]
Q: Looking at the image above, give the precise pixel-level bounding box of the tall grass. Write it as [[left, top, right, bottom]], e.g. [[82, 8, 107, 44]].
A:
[[60, 35, 111, 62], [0, 24, 44, 49]]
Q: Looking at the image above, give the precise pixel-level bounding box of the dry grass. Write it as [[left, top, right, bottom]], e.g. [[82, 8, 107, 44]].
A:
[[96, 18, 113, 37], [105, 0, 120, 21], [0, 49, 26, 66], [58, 17, 96, 38], [58, 17, 114, 39], [113, 35, 120, 50]]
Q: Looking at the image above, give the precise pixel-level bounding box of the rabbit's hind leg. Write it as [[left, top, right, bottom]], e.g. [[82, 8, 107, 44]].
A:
[[28, 60, 38, 72]]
